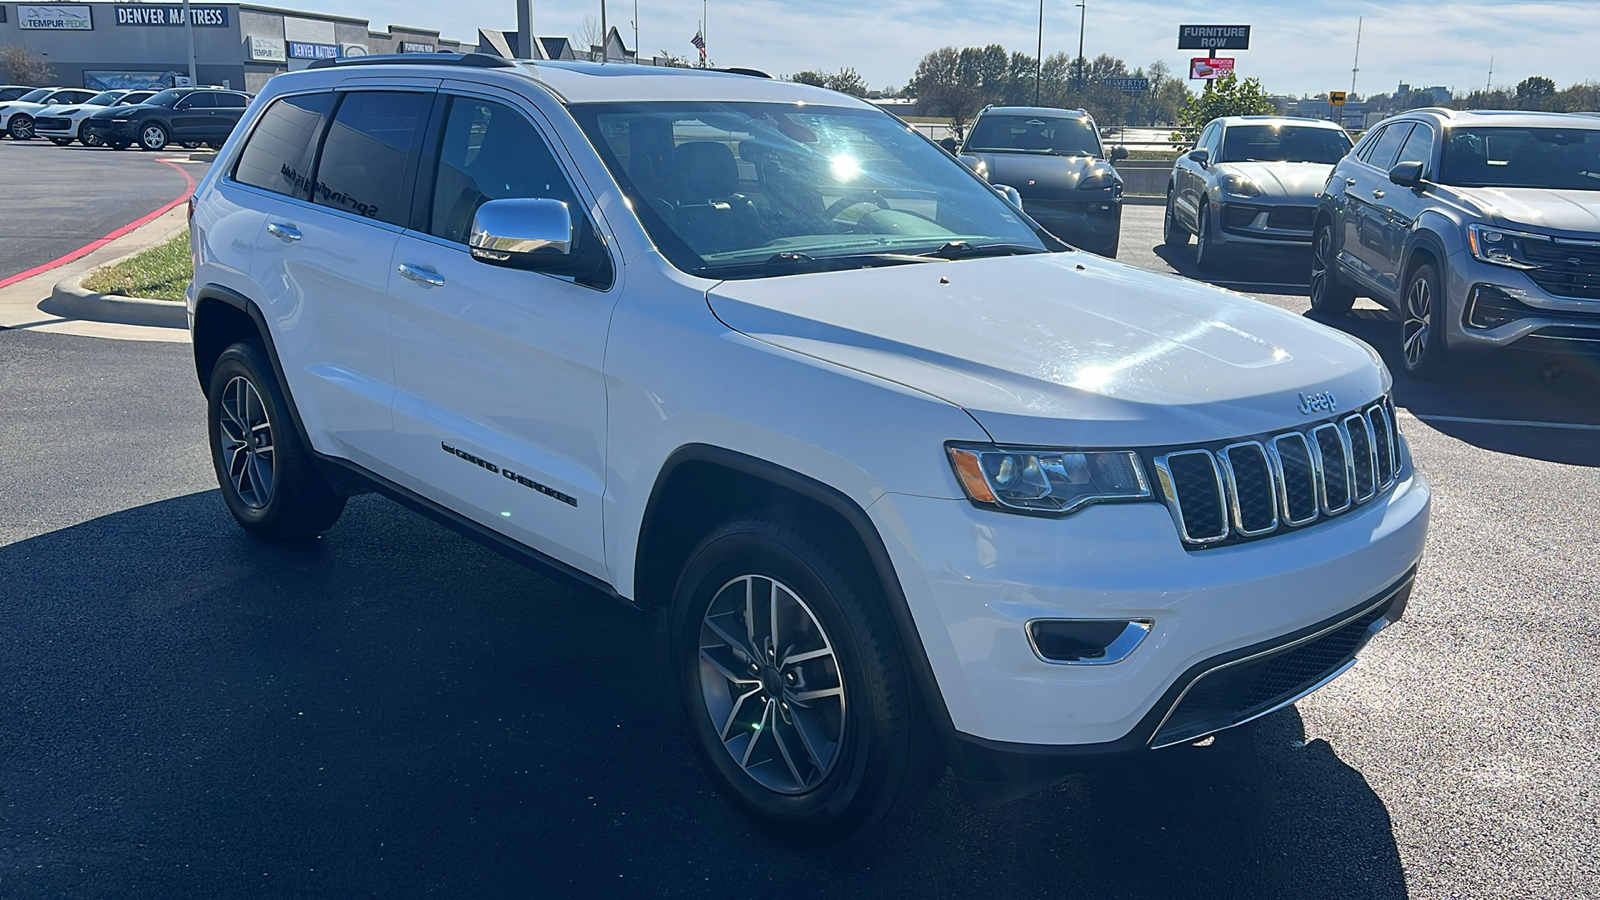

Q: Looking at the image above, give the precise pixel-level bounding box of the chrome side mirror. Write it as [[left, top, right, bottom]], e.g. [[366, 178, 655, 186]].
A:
[[992, 183, 1024, 209], [958, 154, 990, 180], [469, 198, 574, 266]]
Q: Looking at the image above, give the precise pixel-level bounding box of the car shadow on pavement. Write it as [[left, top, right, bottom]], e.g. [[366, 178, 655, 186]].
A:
[[0, 489, 1409, 899], [1150, 243, 1313, 288]]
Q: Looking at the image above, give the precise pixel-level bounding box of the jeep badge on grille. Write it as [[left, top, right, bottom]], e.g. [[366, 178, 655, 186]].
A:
[[1297, 391, 1337, 415]]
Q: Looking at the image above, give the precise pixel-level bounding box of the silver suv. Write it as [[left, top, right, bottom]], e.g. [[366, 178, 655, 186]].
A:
[[1312, 109, 1600, 378]]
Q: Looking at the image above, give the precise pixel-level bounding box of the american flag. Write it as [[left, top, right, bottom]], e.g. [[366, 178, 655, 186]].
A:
[[690, 30, 706, 58]]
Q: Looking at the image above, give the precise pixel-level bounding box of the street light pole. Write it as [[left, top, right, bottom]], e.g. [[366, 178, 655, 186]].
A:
[[182, 0, 196, 85], [1035, 0, 1043, 106], [1075, 0, 1086, 92]]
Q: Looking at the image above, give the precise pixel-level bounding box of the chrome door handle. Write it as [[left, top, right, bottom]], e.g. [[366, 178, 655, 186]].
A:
[[1371, 189, 1386, 199], [397, 263, 445, 287], [1345, 178, 1357, 185], [266, 222, 301, 242]]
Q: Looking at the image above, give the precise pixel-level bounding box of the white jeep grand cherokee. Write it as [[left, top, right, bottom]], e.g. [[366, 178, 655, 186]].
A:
[[186, 54, 1430, 842]]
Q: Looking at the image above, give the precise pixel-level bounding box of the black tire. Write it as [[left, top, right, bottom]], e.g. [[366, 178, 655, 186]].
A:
[[670, 513, 941, 844], [138, 122, 169, 152], [1399, 262, 1452, 380], [207, 342, 347, 539], [107, 140, 130, 151], [1309, 219, 1357, 316], [8, 115, 35, 140], [180, 141, 202, 150], [1162, 190, 1189, 247], [1193, 204, 1222, 270], [78, 123, 103, 147], [48, 137, 73, 146]]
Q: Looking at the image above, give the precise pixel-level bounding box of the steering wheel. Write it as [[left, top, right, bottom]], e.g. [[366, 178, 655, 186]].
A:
[[824, 191, 891, 222]]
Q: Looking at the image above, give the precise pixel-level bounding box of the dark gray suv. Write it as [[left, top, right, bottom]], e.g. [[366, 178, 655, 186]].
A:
[[1312, 109, 1600, 378]]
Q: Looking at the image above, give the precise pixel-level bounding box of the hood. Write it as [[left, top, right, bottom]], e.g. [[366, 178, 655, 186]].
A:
[[1215, 161, 1332, 199], [1455, 186, 1600, 236], [968, 152, 1120, 200], [44, 103, 99, 116], [2, 101, 51, 115], [89, 104, 148, 119], [707, 252, 1387, 448]]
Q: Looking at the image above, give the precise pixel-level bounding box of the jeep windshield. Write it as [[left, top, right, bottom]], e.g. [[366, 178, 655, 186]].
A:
[[964, 114, 1102, 157], [1439, 126, 1600, 190], [570, 101, 1056, 279], [1220, 125, 1352, 164]]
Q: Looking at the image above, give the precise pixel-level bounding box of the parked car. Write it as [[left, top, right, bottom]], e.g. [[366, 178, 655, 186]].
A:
[[1165, 116, 1354, 269], [0, 87, 97, 140], [35, 89, 157, 146], [187, 54, 1429, 842], [0, 85, 37, 103], [1314, 109, 1600, 377], [956, 106, 1127, 257], [81, 87, 251, 151]]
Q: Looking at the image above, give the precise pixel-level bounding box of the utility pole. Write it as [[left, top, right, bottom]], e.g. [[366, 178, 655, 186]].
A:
[[1075, 0, 1085, 91], [1349, 16, 1361, 99], [1487, 55, 1494, 92], [515, 0, 533, 60], [1035, 0, 1043, 106], [633, 0, 638, 62], [600, 0, 608, 62], [182, 0, 197, 85]]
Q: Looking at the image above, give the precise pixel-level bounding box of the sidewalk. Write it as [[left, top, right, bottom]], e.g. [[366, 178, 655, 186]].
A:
[[0, 205, 191, 344]]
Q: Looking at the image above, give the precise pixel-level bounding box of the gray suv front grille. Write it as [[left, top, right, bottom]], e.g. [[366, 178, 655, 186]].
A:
[[1151, 397, 1401, 549]]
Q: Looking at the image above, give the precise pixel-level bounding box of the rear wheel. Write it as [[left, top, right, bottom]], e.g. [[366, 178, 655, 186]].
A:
[[8, 115, 35, 140], [139, 123, 169, 152], [107, 140, 129, 151], [1400, 263, 1452, 380], [207, 342, 347, 539], [180, 140, 202, 150], [1309, 220, 1357, 315], [1162, 190, 1189, 247], [670, 514, 941, 844]]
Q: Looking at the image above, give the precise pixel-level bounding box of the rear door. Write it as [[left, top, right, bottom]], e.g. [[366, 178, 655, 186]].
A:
[[210, 92, 251, 142], [379, 85, 620, 578]]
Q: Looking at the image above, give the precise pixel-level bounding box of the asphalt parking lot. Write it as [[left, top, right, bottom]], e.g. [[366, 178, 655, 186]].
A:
[[0, 139, 200, 285], [1, 142, 1597, 898]]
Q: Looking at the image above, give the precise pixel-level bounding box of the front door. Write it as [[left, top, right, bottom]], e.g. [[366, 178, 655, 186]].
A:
[[1372, 123, 1437, 289], [382, 88, 620, 578], [170, 92, 215, 139]]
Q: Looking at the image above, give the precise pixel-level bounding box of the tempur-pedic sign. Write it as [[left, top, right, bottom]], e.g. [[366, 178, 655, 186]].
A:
[[114, 4, 229, 26], [18, 5, 94, 30]]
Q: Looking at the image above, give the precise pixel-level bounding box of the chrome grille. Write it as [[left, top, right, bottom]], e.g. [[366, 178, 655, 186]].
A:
[[1154, 398, 1402, 548]]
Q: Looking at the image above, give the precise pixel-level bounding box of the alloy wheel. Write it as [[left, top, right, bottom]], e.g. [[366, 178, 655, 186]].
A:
[[697, 574, 846, 795], [10, 117, 33, 140], [218, 375, 275, 509], [1402, 275, 1432, 369], [141, 126, 167, 150], [1311, 228, 1332, 301]]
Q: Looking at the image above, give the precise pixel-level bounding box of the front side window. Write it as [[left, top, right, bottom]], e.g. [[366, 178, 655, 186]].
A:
[[1219, 125, 1352, 164], [1394, 123, 1435, 170], [428, 96, 578, 245], [233, 92, 335, 199], [570, 101, 1051, 279], [311, 90, 430, 226], [1364, 124, 1414, 171], [965, 114, 1101, 157], [15, 89, 51, 103], [1439, 127, 1600, 190]]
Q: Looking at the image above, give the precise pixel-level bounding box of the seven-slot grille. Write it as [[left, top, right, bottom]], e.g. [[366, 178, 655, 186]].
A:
[[1152, 397, 1400, 548]]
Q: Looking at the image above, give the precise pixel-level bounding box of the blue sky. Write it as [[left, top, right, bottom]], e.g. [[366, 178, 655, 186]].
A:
[[321, 0, 1598, 97]]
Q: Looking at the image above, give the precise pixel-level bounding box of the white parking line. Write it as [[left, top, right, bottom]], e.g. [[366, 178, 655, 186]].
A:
[[1398, 410, 1600, 432]]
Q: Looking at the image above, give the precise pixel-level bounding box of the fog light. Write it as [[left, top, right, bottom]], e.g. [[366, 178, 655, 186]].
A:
[[1027, 619, 1152, 665], [1465, 284, 1532, 330]]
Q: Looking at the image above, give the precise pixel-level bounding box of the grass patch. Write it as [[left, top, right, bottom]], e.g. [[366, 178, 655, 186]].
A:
[[82, 229, 192, 302]]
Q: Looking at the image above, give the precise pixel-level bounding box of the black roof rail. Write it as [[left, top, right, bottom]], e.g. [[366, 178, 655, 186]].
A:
[[307, 52, 515, 71], [713, 67, 771, 79]]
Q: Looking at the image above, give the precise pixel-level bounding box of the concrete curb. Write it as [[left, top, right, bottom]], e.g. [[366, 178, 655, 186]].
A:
[[43, 272, 187, 329]]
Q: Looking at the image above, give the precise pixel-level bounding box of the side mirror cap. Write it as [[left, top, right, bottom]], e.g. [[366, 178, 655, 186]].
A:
[[1110, 145, 1130, 162], [938, 137, 959, 153], [992, 183, 1024, 209], [470, 197, 580, 270], [958, 154, 990, 180], [1186, 148, 1210, 166], [1388, 160, 1426, 188]]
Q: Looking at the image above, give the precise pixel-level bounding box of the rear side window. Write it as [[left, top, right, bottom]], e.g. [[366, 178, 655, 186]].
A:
[[311, 91, 431, 227], [232, 92, 336, 200], [1364, 124, 1413, 171], [215, 94, 248, 109]]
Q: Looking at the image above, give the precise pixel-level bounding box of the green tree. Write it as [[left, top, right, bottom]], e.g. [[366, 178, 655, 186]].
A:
[[789, 70, 827, 87], [1515, 75, 1557, 109], [824, 67, 868, 97], [1172, 72, 1274, 142]]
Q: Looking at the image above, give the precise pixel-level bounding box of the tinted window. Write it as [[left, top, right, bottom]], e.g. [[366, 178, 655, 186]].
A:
[[233, 92, 336, 199], [1364, 123, 1412, 171], [1195, 123, 1215, 151], [1439, 126, 1600, 190], [429, 97, 578, 244], [311, 91, 430, 226], [119, 92, 155, 106], [1218, 125, 1351, 164], [1394, 123, 1434, 169], [16, 89, 51, 103], [181, 92, 217, 109], [85, 91, 123, 106], [214, 93, 248, 109], [54, 90, 93, 104], [1204, 123, 1224, 158], [0, 88, 31, 102], [965, 114, 1101, 157]]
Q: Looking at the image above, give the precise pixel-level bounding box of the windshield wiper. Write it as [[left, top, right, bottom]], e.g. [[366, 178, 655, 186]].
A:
[[919, 241, 1048, 260]]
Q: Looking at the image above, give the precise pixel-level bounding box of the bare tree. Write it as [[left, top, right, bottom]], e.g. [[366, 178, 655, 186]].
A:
[[573, 16, 604, 61], [0, 46, 53, 84]]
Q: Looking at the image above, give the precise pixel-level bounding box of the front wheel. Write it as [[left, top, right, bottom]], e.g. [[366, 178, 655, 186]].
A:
[[1400, 263, 1452, 379], [8, 115, 35, 140], [1162, 191, 1189, 247], [138, 123, 169, 151], [78, 123, 103, 147], [670, 515, 941, 844], [207, 342, 347, 539], [1193, 205, 1222, 270], [1309, 220, 1357, 315]]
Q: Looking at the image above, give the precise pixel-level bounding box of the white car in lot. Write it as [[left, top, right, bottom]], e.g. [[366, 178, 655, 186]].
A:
[[0, 87, 97, 140], [186, 54, 1431, 842], [34, 89, 157, 146]]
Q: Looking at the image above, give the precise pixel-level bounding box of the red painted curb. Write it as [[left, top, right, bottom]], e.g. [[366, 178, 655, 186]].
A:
[[0, 157, 199, 292]]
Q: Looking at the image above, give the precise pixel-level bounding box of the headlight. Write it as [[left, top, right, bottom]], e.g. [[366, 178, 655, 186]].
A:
[[1467, 224, 1548, 270], [947, 444, 1151, 515], [1219, 174, 1262, 197], [1077, 170, 1117, 191]]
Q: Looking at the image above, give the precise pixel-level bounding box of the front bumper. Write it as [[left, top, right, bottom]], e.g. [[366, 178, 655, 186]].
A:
[[1214, 198, 1317, 246], [868, 450, 1429, 761], [1444, 248, 1600, 355], [33, 116, 76, 137], [81, 120, 138, 144], [1023, 195, 1122, 253]]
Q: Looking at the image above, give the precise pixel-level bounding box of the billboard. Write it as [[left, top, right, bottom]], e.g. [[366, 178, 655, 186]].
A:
[[18, 5, 94, 30], [1178, 25, 1250, 51], [1102, 77, 1149, 93], [113, 5, 228, 27], [1190, 57, 1235, 80], [288, 41, 340, 60]]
